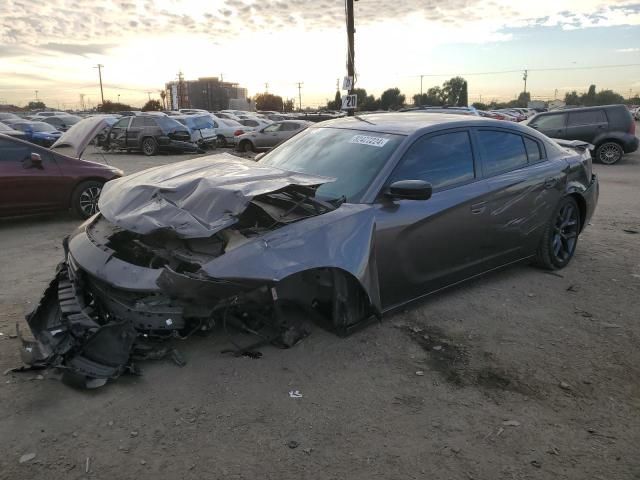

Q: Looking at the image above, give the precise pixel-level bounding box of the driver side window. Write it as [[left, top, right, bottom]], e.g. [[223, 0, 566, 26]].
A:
[[263, 124, 281, 133], [113, 117, 130, 129], [390, 131, 476, 191]]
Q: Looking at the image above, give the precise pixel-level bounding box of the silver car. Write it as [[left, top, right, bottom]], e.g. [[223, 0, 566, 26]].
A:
[[236, 120, 312, 152]]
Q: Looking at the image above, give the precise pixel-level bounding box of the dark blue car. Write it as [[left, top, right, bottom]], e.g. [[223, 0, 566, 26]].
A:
[[5, 120, 62, 147]]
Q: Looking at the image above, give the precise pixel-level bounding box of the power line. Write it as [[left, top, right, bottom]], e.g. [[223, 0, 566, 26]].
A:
[[414, 63, 640, 78]]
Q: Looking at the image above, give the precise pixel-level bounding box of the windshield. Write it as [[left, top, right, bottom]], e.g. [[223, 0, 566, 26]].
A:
[[61, 115, 81, 125], [259, 127, 405, 202], [31, 122, 58, 132]]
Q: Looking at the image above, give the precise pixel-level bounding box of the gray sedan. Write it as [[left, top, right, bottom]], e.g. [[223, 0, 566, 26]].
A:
[[236, 120, 311, 152]]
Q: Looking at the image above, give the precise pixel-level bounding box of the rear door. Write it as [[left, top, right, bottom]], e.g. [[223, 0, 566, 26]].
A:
[[108, 116, 131, 149], [374, 129, 492, 308], [475, 129, 564, 267], [565, 109, 608, 143], [0, 138, 65, 215], [529, 112, 567, 139]]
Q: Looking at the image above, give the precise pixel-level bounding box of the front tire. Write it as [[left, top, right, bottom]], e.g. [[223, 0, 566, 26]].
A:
[[534, 197, 580, 270], [72, 181, 103, 219], [596, 142, 623, 165], [141, 137, 158, 156]]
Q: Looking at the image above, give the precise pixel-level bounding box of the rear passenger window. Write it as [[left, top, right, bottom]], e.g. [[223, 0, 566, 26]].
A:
[[524, 137, 542, 163], [143, 117, 157, 127], [477, 131, 528, 176], [390, 131, 475, 190], [131, 117, 145, 127], [568, 110, 607, 126]]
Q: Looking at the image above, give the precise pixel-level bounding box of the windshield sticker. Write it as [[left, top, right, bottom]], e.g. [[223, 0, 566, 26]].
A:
[[349, 134, 389, 148]]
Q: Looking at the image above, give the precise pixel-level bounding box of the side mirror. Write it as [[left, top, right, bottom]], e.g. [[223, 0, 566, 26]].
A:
[[24, 153, 43, 169], [385, 180, 432, 201]]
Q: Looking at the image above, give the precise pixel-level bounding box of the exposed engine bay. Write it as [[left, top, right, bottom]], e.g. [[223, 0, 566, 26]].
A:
[[18, 156, 380, 388]]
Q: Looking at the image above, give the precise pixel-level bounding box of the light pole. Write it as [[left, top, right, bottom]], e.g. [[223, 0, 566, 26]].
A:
[[117, 94, 120, 103], [94, 64, 105, 105]]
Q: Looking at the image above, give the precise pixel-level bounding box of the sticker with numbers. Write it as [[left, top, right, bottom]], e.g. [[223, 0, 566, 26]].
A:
[[349, 135, 389, 148], [341, 94, 357, 109]]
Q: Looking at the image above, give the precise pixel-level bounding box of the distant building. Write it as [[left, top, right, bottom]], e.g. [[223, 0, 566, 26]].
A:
[[165, 75, 248, 111]]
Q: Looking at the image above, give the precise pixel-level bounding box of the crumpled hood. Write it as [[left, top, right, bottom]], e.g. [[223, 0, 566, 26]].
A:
[[98, 153, 334, 239]]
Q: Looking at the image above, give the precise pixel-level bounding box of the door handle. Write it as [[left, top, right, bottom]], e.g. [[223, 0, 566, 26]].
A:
[[544, 177, 557, 189], [471, 201, 486, 214]]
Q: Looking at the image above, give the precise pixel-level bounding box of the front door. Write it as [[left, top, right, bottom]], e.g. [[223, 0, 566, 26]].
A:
[[107, 117, 131, 149], [374, 129, 492, 309], [0, 138, 65, 215]]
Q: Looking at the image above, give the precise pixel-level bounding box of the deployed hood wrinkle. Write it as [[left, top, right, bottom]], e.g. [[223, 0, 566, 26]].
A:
[[98, 154, 335, 239]]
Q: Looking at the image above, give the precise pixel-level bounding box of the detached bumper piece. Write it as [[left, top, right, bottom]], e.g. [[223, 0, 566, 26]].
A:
[[20, 263, 137, 389]]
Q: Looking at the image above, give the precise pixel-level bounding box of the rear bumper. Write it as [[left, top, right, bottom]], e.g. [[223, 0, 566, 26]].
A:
[[623, 135, 639, 154], [582, 174, 599, 227]]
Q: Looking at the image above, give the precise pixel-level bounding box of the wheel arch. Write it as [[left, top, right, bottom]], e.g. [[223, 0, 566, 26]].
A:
[[66, 177, 107, 208], [275, 266, 378, 336], [567, 192, 587, 232]]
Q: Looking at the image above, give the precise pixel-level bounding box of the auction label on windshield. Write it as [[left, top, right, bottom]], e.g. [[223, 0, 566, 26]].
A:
[[349, 134, 389, 148]]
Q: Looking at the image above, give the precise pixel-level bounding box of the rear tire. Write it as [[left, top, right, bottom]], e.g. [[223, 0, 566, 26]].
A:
[[217, 135, 227, 148], [534, 197, 580, 270], [72, 180, 103, 219], [141, 137, 158, 156], [595, 141, 623, 165], [240, 140, 254, 152]]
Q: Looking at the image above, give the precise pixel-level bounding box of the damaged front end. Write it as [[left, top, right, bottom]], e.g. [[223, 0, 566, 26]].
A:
[[20, 155, 381, 387]]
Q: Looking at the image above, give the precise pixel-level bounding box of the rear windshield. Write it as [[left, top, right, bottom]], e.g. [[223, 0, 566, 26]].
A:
[[154, 116, 186, 131], [186, 115, 214, 130]]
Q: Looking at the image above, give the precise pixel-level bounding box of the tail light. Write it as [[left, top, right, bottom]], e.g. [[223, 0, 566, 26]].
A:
[[234, 129, 244, 136]]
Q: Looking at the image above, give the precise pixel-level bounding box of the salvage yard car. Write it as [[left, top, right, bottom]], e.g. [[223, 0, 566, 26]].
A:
[[20, 113, 598, 387], [103, 114, 196, 156], [5, 120, 62, 147], [526, 104, 638, 164], [235, 120, 311, 152], [0, 127, 122, 218]]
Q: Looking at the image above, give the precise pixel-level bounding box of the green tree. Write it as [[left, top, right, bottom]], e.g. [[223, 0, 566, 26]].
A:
[[328, 90, 341, 110], [564, 91, 580, 105], [360, 94, 380, 111], [142, 99, 162, 111], [379, 88, 405, 110], [255, 93, 284, 111], [517, 91, 530, 107], [594, 89, 625, 105], [442, 76, 467, 105], [459, 81, 468, 107], [98, 100, 133, 113], [27, 101, 45, 110], [283, 99, 295, 113], [472, 102, 488, 110], [582, 84, 596, 106]]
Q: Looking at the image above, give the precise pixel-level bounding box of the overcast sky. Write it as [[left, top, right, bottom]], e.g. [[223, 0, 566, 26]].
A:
[[1, 0, 639, 108]]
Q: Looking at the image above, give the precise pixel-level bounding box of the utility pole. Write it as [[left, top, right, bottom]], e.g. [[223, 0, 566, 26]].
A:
[[346, 0, 355, 116], [554, 88, 558, 100], [35, 90, 39, 101], [146, 91, 152, 102], [522, 69, 528, 95], [296, 82, 303, 111], [420, 75, 424, 105], [117, 94, 120, 103], [94, 64, 105, 105], [264, 82, 269, 93]]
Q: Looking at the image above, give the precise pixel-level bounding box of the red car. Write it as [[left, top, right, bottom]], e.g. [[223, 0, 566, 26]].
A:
[[0, 131, 123, 219]]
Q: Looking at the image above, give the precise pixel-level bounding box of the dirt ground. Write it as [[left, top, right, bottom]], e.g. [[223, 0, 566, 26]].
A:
[[1, 139, 639, 480]]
